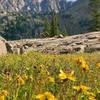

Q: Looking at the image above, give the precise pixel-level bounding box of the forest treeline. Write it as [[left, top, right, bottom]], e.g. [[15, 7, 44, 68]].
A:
[[0, 0, 100, 40]]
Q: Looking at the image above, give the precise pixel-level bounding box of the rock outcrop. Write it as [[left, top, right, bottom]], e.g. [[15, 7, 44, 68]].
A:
[[0, 36, 7, 55], [6, 32, 100, 54], [0, 0, 74, 13]]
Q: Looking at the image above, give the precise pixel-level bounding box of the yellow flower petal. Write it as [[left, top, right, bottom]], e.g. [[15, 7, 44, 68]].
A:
[[35, 94, 45, 100], [45, 92, 57, 100], [48, 76, 55, 83], [0, 95, 5, 100], [96, 63, 100, 68], [59, 72, 67, 80]]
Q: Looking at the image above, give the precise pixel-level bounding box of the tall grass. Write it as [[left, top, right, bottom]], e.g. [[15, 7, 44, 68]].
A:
[[0, 52, 100, 100]]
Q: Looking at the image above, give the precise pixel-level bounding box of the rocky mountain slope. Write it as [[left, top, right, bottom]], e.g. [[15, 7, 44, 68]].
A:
[[0, 0, 90, 38], [6, 32, 100, 54], [0, 0, 74, 13]]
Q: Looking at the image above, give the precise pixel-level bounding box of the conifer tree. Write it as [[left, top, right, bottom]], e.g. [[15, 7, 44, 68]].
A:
[[89, 0, 100, 31], [50, 13, 60, 37], [43, 17, 50, 37], [43, 13, 61, 37]]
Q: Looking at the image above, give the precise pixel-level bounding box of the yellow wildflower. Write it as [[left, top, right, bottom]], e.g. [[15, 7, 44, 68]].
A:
[[36, 92, 57, 100], [73, 86, 96, 99], [76, 57, 84, 65], [0, 90, 8, 100], [97, 90, 100, 94], [59, 70, 76, 82], [36, 94, 45, 100], [76, 57, 89, 71], [81, 62, 89, 72], [0, 95, 5, 100], [67, 71, 76, 81], [88, 96, 96, 100], [1, 90, 8, 97], [48, 76, 55, 83], [85, 91, 96, 97], [96, 63, 100, 68], [73, 85, 90, 93], [59, 70, 67, 80], [16, 75, 25, 86], [44, 92, 57, 100]]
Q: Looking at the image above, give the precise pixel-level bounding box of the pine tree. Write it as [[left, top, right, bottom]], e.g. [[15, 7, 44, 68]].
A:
[[89, 0, 100, 31], [43, 17, 50, 37], [43, 13, 62, 37], [50, 13, 60, 37], [4, 11, 34, 40]]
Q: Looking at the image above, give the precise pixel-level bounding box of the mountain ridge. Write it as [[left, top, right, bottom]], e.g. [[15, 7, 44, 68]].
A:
[[0, 0, 76, 13], [0, 0, 91, 40]]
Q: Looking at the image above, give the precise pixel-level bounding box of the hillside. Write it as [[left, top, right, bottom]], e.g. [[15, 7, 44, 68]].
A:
[[0, 0, 73, 13], [0, 0, 91, 39], [62, 0, 90, 34]]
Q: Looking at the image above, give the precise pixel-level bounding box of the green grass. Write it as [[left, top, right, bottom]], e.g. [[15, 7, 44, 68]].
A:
[[0, 52, 100, 100]]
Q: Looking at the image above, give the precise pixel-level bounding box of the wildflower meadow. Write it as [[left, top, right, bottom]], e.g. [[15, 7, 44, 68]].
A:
[[0, 52, 100, 100]]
